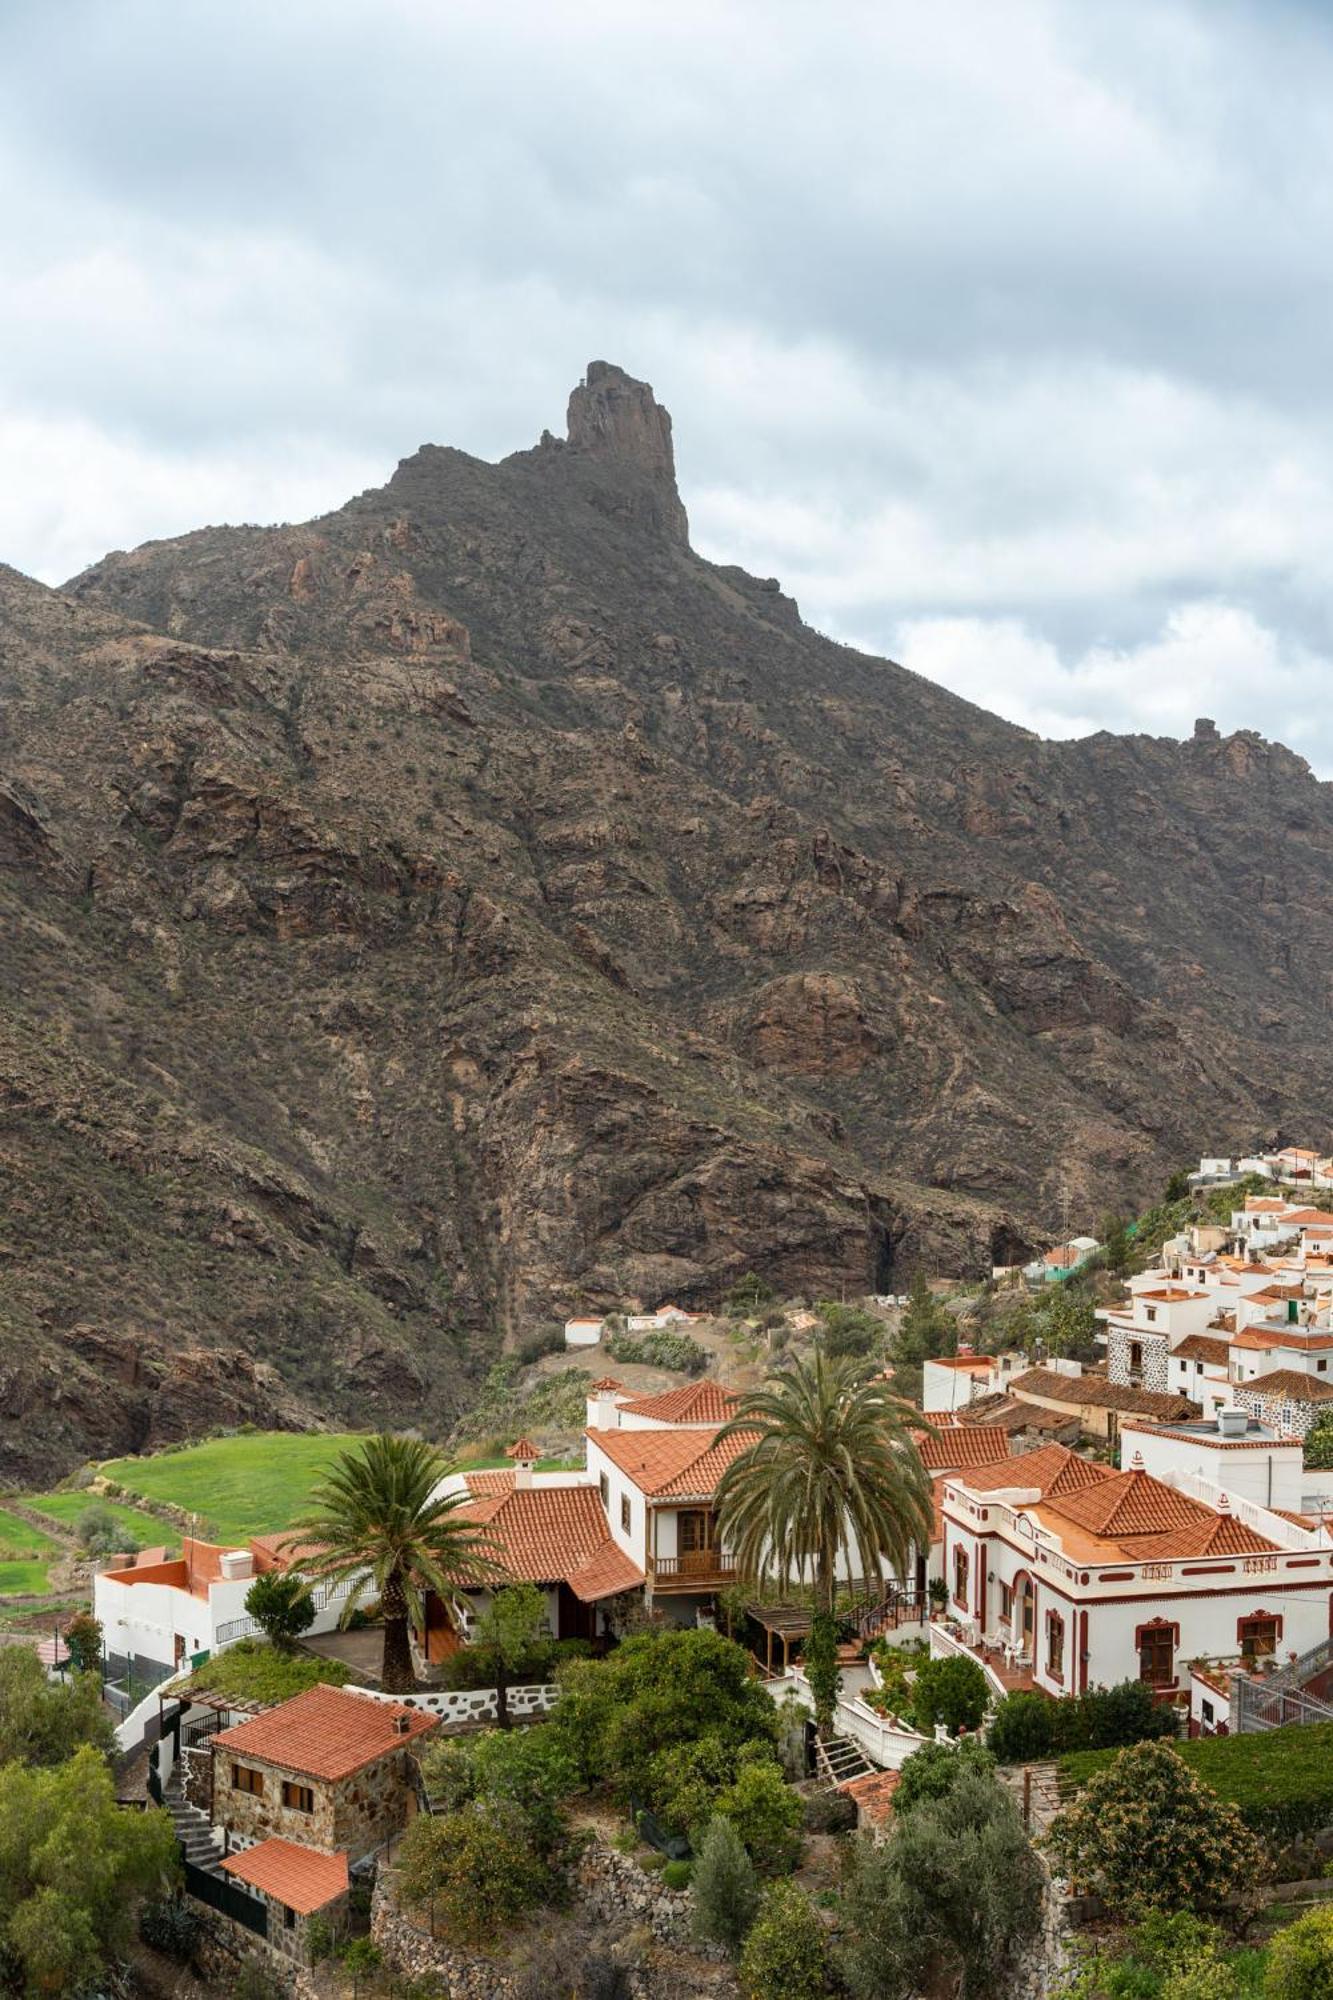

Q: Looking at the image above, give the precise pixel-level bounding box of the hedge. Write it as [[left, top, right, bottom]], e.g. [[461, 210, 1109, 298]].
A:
[[1059, 1722, 1333, 1845]]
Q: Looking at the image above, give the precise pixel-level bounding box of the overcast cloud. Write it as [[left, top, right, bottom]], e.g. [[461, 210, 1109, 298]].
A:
[[4, 0, 1333, 766]]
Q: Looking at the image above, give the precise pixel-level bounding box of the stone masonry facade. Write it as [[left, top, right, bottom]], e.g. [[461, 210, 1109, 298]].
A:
[[214, 1744, 416, 1862], [1106, 1324, 1169, 1393]]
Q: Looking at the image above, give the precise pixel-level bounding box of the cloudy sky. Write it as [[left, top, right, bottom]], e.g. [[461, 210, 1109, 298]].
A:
[[4, 0, 1333, 767]]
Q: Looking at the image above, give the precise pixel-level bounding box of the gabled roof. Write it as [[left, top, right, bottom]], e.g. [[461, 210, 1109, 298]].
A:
[[221, 1838, 348, 1915], [914, 1424, 1013, 1471], [1010, 1369, 1200, 1418], [589, 1423, 758, 1498], [1242, 1369, 1333, 1404], [214, 1685, 435, 1780], [1172, 1335, 1232, 1366], [614, 1380, 741, 1424], [455, 1482, 643, 1601], [951, 1442, 1110, 1501]]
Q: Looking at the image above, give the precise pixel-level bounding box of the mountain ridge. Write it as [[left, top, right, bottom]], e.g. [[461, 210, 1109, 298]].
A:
[[2, 361, 1327, 1479]]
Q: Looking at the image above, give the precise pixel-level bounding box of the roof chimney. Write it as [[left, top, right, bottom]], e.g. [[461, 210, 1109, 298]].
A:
[[587, 1378, 623, 1431], [506, 1437, 538, 1491]]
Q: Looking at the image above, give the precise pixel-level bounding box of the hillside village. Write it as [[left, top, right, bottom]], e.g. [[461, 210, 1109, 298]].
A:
[[11, 1150, 1333, 1996]]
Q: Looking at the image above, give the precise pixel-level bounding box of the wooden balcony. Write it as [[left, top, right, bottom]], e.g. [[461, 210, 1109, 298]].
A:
[[648, 1549, 738, 1592]]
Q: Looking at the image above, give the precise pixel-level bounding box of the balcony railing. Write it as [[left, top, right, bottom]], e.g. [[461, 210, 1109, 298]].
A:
[[648, 1549, 738, 1588]]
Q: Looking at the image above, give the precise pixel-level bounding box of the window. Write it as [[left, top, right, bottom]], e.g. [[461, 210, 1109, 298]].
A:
[[1138, 1621, 1175, 1687], [282, 1781, 315, 1814], [599, 1471, 609, 1507], [1320, 1360, 1328, 1374], [1046, 1610, 1065, 1680], [953, 1544, 969, 1607], [620, 1494, 631, 1534], [283, 1905, 297, 1931], [1239, 1614, 1280, 1663], [999, 1581, 1013, 1623], [1145, 1308, 1157, 1324], [1129, 1341, 1144, 1375], [231, 1764, 264, 1796]]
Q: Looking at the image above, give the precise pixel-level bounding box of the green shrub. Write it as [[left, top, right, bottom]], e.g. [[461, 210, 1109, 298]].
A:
[[176, 1638, 348, 1706], [243, 1570, 315, 1650], [894, 1738, 996, 1816], [1059, 1721, 1333, 1846], [1264, 1904, 1333, 1998], [1047, 1741, 1269, 1921], [604, 1330, 708, 1374], [396, 1800, 553, 1944], [514, 1324, 565, 1366], [909, 1654, 989, 1737], [803, 1615, 841, 1737], [663, 1860, 692, 1890], [990, 1681, 1179, 1764], [692, 1815, 760, 1954], [77, 1501, 133, 1558], [988, 1690, 1055, 1762], [716, 1756, 802, 1874], [801, 1789, 857, 1835], [138, 1896, 204, 1962], [738, 1880, 830, 1999], [420, 1737, 479, 1813]]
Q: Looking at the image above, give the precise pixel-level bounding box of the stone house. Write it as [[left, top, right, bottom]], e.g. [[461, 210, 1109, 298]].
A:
[[220, 1838, 349, 1963], [211, 1683, 437, 1863]]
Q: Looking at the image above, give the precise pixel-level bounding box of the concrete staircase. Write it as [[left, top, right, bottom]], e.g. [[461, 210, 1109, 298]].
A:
[[163, 1781, 224, 1876], [815, 1733, 874, 1788]]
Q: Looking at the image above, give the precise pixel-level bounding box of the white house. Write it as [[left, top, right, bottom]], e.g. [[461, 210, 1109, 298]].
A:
[[934, 1440, 1333, 1705], [95, 1535, 354, 1683], [564, 1315, 605, 1349], [922, 1351, 1026, 1415]]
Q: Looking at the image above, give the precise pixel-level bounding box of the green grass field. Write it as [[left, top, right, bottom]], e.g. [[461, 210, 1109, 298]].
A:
[[25, 1490, 181, 1554], [0, 1508, 62, 1595], [98, 1432, 368, 1543]]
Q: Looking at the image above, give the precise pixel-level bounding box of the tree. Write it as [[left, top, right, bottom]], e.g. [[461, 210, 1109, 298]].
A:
[[891, 1272, 956, 1396], [77, 1501, 134, 1558], [472, 1581, 547, 1728], [738, 1880, 831, 2000], [908, 1654, 989, 1737], [1264, 1904, 1333, 1999], [728, 1272, 777, 1315], [1101, 1214, 1132, 1276], [1165, 1170, 1191, 1203], [290, 1432, 498, 1693], [892, 1738, 996, 1816], [716, 1752, 803, 1874], [802, 1615, 841, 1737], [1304, 1411, 1333, 1473], [0, 1746, 179, 1993], [550, 1627, 780, 1813], [692, 1814, 760, 1953], [396, 1799, 552, 1944], [62, 1610, 103, 1675], [815, 1302, 882, 1361], [0, 1648, 113, 1766], [841, 1764, 1043, 2000], [244, 1569, 315, 1651], [715, 1352, 933, 1623], [1045, 1741, 1269, 1922]]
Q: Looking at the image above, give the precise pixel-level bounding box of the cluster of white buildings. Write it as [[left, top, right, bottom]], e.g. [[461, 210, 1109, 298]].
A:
[[1193, 1146, 1333, 1189], [562, 1302, 701, 1349]]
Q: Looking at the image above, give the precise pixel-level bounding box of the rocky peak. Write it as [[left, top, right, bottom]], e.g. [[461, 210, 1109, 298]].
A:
[[566, 361, 689, 543]]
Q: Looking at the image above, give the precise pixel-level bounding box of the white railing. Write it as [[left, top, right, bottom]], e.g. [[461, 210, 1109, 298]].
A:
[[771, 1666, 933, 1771], [348, 1682, 560, 1725], [1160, 1469, 1323, 1551], [929, 1621, 1010, 1701]]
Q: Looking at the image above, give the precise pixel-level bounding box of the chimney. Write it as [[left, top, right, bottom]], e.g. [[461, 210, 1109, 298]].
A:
[[394, 1712, 412, 1735], [587, 1378, 622, 1432], [506, 1437, 538, 1491]]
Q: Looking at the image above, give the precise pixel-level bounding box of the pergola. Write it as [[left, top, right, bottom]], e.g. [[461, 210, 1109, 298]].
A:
[[747, 1603, 814, 1675]]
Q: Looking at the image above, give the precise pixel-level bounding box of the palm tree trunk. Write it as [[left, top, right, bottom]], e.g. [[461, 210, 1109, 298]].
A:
[[380, 1574, 415, 1694]]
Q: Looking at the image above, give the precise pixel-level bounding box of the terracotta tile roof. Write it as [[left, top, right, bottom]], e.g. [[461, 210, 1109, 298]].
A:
[[1046, 1468, 1210, 1540], [1173, 1335, 1232, 1366], [1242, 1369, 1333, 1404], [454, 1483, 644, 1601], [213, 1685, 436, 1780], [1136, 1288, 1208, 1302], [590, 1376, 624, 1392], [613, 1380, 741, 1424], [589, 1423, 759, 1498], [506, 1437, 539, 1460], [957, 1394, 1075, 1434], [929, 1355, 997, 1372], [951, 1442, 1111, 1500], [462, 1469, 515, 1495], [249, 1533, 330, 1571], [220, 1839, 348, 1915], [839, 1768, 900, 1825], [1128, 1510, 1280, 1560], [914, 1424, 1013, 1471], [1010, 1368, 1200, 1418]]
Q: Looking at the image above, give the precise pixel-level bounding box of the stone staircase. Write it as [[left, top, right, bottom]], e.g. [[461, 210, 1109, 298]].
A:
[[815, 1733, 874, 1788], [163, 1780, 225, 1876]]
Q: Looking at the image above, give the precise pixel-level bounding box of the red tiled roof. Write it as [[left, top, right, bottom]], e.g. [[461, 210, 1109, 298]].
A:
[[506, 1437, 539, 1460], [839, 1768, 900, 1824], [213, 1685, 436, 1780], [455, 1483, 643, 1601], [590, 1376, 623, 1392], [1172, 1335, 1232, 1366], [221, 1839, 348, 1915], [1009, 1369, 1200, 1418], [1129, 1510, 1280, 1560], [951, 1443, 1111, 1501], [914, 1424, 1013, 1471], [614, 1380, 741, 1424], [1242, 1369, 1333, 1404], [589, 1423, 759, 1498], [1046, 1468, 1208, 1540]]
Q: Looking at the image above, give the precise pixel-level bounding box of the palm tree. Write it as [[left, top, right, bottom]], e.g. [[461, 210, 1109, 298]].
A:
[[714, 1351, 934, 1622], [289, 1434, 498, 1693]]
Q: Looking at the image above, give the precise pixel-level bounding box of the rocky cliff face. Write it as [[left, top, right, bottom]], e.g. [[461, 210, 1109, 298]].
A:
[[3, 364, 1331, 1477]]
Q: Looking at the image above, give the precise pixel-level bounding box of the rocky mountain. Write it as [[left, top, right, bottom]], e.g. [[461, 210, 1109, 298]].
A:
[[3, 360, 1331, 1478]]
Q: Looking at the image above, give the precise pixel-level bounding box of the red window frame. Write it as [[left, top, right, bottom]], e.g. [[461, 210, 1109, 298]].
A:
[[1136, 1617, 1178, 1688], [1046, 1609, 1065, 1683], [1237, 1611, 1282, 1662], [953, 1543, 969, 1608]]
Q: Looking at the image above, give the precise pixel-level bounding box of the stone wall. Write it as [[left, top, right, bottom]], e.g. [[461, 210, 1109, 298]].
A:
[[353, 1681, 559, 1725], [181, 1742, 213, 1814], [213, 1744, 417, 1861]]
